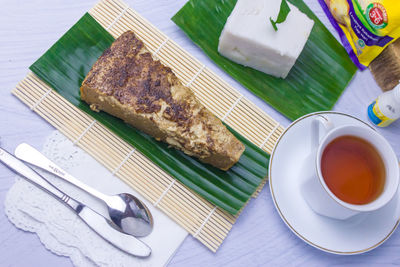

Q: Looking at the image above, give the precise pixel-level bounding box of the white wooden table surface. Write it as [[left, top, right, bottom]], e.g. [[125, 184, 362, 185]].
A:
[[1, 0, 399, 266]]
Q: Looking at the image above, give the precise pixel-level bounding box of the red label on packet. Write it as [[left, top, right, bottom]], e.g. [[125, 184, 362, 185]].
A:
[[369, 7, 384, 26]]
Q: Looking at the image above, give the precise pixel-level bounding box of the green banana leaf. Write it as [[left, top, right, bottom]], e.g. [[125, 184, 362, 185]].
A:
[[172, 0, 358, 121], [29, 13, 269, 215]]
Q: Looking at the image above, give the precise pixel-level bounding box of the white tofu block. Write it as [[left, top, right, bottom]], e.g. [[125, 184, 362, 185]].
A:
[[218, 0, 314, 78]]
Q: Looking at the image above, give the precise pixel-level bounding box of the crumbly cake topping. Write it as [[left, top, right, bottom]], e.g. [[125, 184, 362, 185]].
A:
[[81, 31, 245, 170]]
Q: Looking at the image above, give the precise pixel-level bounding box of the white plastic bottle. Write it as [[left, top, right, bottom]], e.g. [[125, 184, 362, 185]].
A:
[[368, 84, 400, 127]]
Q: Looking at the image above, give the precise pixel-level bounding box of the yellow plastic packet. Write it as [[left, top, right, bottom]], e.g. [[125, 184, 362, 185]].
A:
[[320, 0, 400, 69]]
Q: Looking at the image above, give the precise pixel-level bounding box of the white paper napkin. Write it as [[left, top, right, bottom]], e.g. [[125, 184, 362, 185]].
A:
[[4, 130, 188, 267]]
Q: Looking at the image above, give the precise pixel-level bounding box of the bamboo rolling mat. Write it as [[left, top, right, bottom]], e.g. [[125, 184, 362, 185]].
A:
[[12, 0, 285, 252]]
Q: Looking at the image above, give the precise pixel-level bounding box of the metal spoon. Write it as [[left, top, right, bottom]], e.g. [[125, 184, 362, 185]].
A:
[[0, 146, 151, 257], [15, 143, 153, 237]]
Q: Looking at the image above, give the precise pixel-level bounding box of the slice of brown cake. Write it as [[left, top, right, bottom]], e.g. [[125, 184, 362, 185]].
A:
[[80, 31, 245, 171]]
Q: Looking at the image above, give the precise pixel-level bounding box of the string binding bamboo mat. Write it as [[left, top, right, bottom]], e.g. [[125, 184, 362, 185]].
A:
[[12, 0, 285, 252]]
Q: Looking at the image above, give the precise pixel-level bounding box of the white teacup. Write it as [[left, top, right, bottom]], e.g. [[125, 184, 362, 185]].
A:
[[301, 115, 399, 220]]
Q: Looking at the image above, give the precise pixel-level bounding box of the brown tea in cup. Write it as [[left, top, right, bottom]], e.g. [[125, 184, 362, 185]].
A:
[[321, 135, 386, 205]]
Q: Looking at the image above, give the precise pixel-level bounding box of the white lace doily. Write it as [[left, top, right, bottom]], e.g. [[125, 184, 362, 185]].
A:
[[5, 131, 187, 267]]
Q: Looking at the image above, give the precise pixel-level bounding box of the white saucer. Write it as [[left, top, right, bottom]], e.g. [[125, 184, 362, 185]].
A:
[[269, 111, 400, 254]]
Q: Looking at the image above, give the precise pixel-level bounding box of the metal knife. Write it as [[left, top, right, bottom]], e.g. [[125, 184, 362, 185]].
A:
[[0, 147, 151, 258]]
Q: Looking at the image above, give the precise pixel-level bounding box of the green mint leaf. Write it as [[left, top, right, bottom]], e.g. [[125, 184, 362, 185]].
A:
[[270, 17, 278, 31], [269, 0, 291, 31]]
